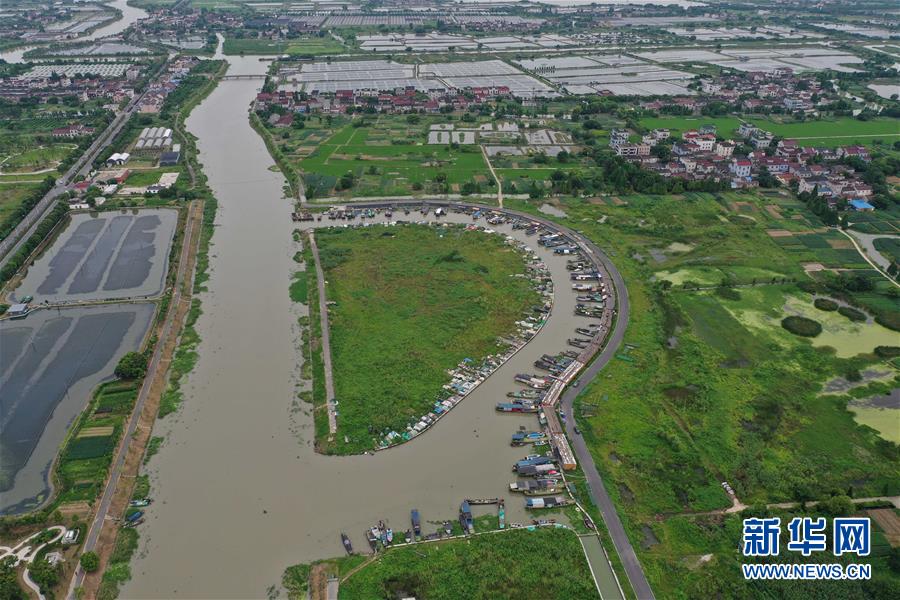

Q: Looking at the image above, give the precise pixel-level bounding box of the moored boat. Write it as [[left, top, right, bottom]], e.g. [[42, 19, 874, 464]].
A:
[[496, 402, 539, 413], [411, 509, 421, 537], [459, 500, 474, 534], [341, 533, 353, 555]]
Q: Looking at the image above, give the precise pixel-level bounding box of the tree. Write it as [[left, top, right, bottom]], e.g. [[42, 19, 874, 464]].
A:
[[820, 495, 854, 517], [114, 351, 147, 380], [0, 557, 25, 599], [28, 558, 59, 593], [80, 552, 99, 573]]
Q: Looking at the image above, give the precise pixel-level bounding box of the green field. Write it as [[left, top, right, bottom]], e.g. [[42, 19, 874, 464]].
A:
[[222, 36, 345, 56], [309, 224, 540, 454], [2, 144, 74, 173], [639, 116, 900, 147], [0, 181, 41, 224], [873, 236, 900, 264], [504, 192, 900, 598], [282, 527, 598, 600], [54, 380, 140, 506], [1, 100, 111, 178], [298, 122, 491, 198], [123, 166, 182, 187]]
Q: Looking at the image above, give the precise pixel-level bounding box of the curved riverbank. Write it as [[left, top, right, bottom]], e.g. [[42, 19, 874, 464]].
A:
[[123, 55, 632, 599]]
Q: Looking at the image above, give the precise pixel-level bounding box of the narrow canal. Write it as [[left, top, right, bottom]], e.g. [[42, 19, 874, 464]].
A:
[[124, 53, 622, 598]]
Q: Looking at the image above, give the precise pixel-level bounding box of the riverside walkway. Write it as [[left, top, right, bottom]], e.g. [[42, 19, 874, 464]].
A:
[[308, 231, 338, 437]]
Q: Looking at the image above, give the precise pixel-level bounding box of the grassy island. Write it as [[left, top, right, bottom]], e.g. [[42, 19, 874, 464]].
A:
[[306, 224, 540, 454]]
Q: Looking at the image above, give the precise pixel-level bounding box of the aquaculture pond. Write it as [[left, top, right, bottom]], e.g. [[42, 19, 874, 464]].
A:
[[11, 208, 177, 304], [0, 303, 155, 514]]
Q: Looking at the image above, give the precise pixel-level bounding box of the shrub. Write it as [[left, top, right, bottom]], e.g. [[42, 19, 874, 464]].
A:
[[820, 495, 854, 517], [80, 551, 100, 572], [781, 316, 822, 337], [114, 352, 147, 380], [838, 306, 867, 322], [875, 312, 900, 332], [874, 346, 900, 358], [813, 298, 839, 311], [715, 287, 741, 301]]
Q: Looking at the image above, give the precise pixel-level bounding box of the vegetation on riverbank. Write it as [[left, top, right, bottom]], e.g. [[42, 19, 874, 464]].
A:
[[307, 224, 540, 454], [505, 191, 900, 598], [0, 177, 54, 241], [0, 200, 68, 289], [283, 527, 598, 600], [249, 111, 299, 199]]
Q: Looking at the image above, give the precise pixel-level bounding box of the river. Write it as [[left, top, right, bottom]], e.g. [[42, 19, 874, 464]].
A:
[[81, 0, 149, 42], [123, 52, 620, 598], [0, 0, 148, 64]]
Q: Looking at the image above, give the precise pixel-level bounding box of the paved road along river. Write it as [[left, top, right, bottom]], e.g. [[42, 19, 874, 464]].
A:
[[123, 54, 628, 599]]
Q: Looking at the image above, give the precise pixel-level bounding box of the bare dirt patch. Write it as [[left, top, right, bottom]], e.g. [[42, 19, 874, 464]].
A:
[[730, 201, 755, 213], [309, 563, 330, 600], [867, 508, 900, 546], [767, 229, 793, 238], [765, 205, 783, 219], [77, 426, 115, 438], [57, 502, 91, 518]]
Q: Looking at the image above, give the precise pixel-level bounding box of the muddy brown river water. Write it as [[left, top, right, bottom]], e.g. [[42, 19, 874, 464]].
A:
[[124, 54, 618, 599]]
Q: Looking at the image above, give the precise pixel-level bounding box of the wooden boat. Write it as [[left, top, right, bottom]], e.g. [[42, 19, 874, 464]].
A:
[[466, 498, 500, 505]]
